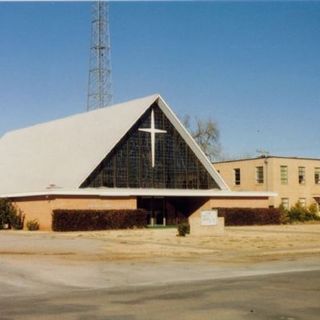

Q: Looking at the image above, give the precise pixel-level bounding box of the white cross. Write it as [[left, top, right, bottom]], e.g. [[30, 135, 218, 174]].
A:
[[139, 109, 167, 168]]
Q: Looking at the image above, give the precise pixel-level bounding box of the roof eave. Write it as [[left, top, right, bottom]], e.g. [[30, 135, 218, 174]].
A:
[[1, 188, 277, 199]]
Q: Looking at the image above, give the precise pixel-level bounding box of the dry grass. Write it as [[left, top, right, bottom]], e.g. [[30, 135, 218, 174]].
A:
[[63, 224, 320, 263], [2, 224, 320, 264]]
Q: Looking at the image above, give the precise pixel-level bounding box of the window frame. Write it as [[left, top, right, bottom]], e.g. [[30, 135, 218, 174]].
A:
[[256, 166, 264, 184], [280, 165, 288, 185], [298, 166, 306, 185], [234, 168, 241, 185], [281, 197, 289, 210], [315, 167, 320, 185]]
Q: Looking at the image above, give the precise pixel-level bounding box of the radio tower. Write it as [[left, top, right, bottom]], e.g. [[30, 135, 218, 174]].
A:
[[87, 1, 113, 111]]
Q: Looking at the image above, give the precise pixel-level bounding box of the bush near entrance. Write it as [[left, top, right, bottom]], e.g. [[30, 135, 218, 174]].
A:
[[218, 208, 281, 226], [0, 199, 25, 230], [177, 222, 190, 237], [52, 209, 148, 231]]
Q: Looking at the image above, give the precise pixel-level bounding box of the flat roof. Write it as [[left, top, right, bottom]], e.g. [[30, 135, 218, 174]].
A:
[[214, 155, 320, 164]]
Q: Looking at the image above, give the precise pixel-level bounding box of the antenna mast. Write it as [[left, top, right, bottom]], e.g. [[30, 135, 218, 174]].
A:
[[87, 1, 113, 111], [256, 149, 270, 157]]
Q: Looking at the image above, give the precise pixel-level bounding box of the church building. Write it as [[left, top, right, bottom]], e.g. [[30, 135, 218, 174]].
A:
[[0, 94, 273, 230]]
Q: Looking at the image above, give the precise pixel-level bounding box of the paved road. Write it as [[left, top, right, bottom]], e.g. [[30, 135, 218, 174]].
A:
[[1, 270, 319, 320]]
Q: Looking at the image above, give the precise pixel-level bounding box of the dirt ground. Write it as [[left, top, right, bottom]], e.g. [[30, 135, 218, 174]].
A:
[[1, 224, 320, 297], [2, 223, 319, 262], [79, 223, 320, 263]]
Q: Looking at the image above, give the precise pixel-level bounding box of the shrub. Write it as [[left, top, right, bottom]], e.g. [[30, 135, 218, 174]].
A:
[[308, 203, 319, 215], [278, 204, 290, 225], [177, 223, 190, 237], [288, 202, 320, 223], [288, 203, 307, 222], [10, 210, 25, 230], [217, 208, 281, 226], [52, 209, 148, 232], [26, 219, 40, 231], [0, 199, 25, 230], [0, 199, 12, 229]]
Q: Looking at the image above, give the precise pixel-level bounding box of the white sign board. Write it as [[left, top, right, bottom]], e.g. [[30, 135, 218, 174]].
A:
[[201, 210, 218, 226]]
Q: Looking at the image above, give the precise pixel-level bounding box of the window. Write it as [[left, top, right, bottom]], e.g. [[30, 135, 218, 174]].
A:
[[315, 168, 320, 184], [256, 166, 264, 184], [80, 104, 219, 190], [299, 198, 306, 208], [281, 198, 289, 210], [298, 167, 306, 184], [280, 166, 288, 184], [234, 168, 241, 185]]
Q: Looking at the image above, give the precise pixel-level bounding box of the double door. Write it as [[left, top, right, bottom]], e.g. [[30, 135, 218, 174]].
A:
[[137, 197, 166, 226]]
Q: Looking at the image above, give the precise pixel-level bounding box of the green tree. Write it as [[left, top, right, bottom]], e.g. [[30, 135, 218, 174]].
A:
[[0, 199, 24, 229]]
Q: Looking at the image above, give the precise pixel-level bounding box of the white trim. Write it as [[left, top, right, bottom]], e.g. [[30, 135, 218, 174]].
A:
[[1, 188, 277, 199]]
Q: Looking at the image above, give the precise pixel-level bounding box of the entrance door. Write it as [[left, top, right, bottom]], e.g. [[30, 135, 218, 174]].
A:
[[137, 197, 166, 226], [137, 196, 209, 226]]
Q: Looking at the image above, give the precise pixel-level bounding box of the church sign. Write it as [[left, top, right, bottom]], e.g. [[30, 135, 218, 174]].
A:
[[200, 210, 218, 226]]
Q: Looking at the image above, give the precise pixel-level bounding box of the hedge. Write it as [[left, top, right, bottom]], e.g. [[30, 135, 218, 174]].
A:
[[217, 207, 281, 226], [52, 209, 148, 232]]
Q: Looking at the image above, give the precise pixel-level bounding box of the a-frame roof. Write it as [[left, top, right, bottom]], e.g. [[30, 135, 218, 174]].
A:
[[0, 94, 229, 196]]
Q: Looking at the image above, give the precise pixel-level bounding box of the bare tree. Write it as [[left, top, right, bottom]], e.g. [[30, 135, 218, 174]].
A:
[[182, 115, 221, 161]]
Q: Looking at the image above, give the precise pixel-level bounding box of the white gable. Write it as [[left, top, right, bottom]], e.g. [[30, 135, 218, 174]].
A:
[[0, 94, 228, 195]]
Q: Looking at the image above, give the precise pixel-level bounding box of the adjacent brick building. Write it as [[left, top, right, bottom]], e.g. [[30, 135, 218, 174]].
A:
[[214, 156, 320, 209]]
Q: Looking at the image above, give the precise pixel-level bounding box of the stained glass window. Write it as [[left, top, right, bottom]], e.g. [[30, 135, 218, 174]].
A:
[[80, 103, 219, 190]]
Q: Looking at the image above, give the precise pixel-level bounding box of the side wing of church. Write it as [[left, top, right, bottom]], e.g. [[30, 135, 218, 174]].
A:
[[0, 94, 274, 230]]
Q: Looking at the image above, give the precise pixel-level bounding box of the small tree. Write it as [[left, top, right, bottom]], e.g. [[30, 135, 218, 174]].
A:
[[10, 210, 25, 230], [0, 199, 25, 230]]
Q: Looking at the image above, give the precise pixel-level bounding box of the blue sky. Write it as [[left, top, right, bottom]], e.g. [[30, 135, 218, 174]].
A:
[[0, 1, 320, 159]]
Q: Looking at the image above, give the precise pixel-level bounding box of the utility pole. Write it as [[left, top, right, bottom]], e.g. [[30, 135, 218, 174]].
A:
[[87, 1, 113, 111]]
